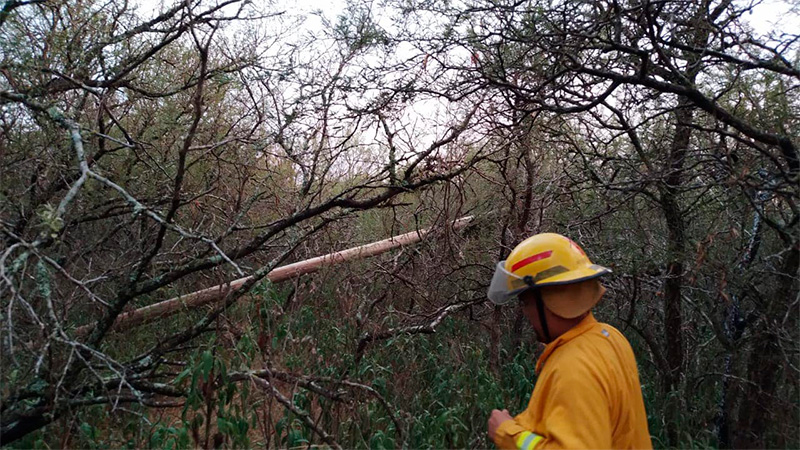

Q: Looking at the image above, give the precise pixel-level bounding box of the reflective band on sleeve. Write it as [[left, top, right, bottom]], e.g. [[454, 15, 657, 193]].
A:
[[515, 431, 543, 450]]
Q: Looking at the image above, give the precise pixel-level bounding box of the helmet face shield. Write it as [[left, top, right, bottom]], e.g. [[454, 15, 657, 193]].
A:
[[487, 261, 530, 305]]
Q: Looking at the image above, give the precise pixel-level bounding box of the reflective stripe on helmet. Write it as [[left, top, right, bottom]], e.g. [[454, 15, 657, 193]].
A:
[[511, 250, 553, 272], [515, 431, 543, 450]]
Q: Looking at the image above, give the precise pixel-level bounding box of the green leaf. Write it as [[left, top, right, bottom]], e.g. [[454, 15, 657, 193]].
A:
[[200, 350, 214, 381], [174, 366, 192, 385], [79, 422, 96, 440], [286, 429, 308, 447]]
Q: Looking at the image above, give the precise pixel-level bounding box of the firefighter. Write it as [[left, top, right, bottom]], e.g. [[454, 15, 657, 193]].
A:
[[486, 233, 652, 449]]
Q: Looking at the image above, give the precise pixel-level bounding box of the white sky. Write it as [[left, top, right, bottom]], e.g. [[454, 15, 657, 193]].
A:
[[744, 0, 799, 36], [281, 0, 800, 143], [287, 0, 799, 37], [132, 0, 799, 155], [137, 0, 799, 49]]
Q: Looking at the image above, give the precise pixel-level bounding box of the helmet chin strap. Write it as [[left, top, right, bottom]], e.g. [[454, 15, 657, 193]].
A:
[[534, 288, 551, 343], [523, 276, 551, 343]]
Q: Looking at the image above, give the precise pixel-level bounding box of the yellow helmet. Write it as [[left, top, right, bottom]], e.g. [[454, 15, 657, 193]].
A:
[[487, 233, 610, 311]]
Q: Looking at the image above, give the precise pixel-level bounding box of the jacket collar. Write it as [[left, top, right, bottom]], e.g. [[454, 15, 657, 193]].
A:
[[536, 312, 598, 373]]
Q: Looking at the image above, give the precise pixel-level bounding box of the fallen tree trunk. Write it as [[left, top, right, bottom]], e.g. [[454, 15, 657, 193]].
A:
[[78, 216, 474, 334]]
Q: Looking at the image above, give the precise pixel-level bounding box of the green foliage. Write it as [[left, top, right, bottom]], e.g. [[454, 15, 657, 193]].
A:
[[36, 204, 64, 237], [332, 4, 391, 53], [331, 316, 539, 449], [174, 349, 256, 448], [148, 424, 191, 449]]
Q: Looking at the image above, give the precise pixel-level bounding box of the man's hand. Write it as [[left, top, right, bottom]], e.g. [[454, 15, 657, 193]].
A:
[[488, 409, 514, 441]]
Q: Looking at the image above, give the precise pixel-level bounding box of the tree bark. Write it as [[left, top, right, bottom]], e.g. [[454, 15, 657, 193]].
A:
[[734, 244, 799, 448], [661, 100, 693, 446]]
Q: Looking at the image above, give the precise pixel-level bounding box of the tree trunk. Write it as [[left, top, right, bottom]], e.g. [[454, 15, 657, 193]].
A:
[[661, 101, 693, 446], [75, 216, 473, 334], [734, 245, 799, 448]]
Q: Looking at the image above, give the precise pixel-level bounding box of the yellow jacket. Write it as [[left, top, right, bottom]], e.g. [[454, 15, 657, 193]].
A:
[[493, 313, 652, 450]]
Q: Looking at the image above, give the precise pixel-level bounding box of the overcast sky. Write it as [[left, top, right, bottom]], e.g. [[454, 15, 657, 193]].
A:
[[130, 0, 798, 151], [287, 0, 799, 38], [136, 0, 799, 39]]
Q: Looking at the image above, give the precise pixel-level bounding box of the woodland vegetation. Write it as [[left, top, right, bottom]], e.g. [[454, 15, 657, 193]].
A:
[[0, 0, 797, 448]]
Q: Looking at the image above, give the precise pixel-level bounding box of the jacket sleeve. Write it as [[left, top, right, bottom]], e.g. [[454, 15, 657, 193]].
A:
[[492, 416, 536, 449], [492, 362, 612, 450]]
